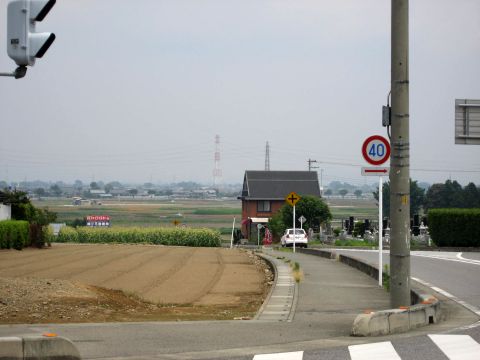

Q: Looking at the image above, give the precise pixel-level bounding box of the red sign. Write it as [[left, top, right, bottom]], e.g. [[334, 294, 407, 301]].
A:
[[362, 135, 391, 165], [86, 215, 111, 227], [86, 215, 110, 222]]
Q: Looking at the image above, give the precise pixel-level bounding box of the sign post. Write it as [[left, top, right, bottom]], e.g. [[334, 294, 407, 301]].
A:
[[257, 223, 263, 248], [285, 192, 301, 253], [378, 177, 383, 287], [299, 215, 306, 229], [230, 217, 236, 249], [361, 135, 391, 287]]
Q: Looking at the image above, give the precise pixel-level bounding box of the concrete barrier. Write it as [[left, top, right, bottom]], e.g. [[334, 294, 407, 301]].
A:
[[0, 335, 81, 360], [352, 294, 443, 336], [297, 247, 444, 336]]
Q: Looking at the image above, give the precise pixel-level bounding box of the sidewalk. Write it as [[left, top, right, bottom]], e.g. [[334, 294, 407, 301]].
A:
[[263, 249, 390, 336]]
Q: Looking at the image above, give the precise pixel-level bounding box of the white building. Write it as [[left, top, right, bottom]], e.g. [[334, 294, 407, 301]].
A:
[[0, 204, 12, 220]]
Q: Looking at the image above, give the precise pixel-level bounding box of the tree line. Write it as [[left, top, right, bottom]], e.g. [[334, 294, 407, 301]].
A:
[[374, 179, 480, 215]]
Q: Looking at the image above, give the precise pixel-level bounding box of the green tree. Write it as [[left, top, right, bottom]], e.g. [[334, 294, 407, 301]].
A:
[[425, 183, 447, 210], [34, 188, 46, 199], [445, 180, 464, 208], [268, 212, 286, 242], [278, 195, 332, 231], [373, 179, 425, 215], [50, 184, 62, 197], [463, 183, 480, 208], [338, 189, 348, 198], [373, 181, 390, 215], [104, 183, 113, 194], [410, 180, 426, 214], [354, 189, 363, 198], [90, 182, 100, 190], [324, 189, 332, 196], [0, 190, 35, 220]]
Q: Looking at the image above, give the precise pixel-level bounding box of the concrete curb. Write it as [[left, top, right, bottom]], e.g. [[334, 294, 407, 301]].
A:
[[254, 250, 297, 322], [254, 252, 279, 320], [351, 292, 443, 336], [0, 335, 81, 360], [296, 248, 444, 336]]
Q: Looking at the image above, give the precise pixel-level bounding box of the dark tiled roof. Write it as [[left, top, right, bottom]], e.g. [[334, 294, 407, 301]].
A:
[[241, 171, 320, 200]]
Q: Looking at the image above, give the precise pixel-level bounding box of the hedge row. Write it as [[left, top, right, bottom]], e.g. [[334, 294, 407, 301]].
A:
[[428, 209, 480, 247], [0, 220, 30, 250], [56, 226, 221, 247]]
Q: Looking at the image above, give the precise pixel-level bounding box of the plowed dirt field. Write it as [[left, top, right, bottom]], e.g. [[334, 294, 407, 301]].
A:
[[0, 244, 273, 324]]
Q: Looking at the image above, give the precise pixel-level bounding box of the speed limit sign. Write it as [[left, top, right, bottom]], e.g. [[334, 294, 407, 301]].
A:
[[362, 135, 391, 165]]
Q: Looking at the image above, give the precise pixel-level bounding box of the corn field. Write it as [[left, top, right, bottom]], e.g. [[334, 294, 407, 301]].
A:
[[55, 226, 221, 247]]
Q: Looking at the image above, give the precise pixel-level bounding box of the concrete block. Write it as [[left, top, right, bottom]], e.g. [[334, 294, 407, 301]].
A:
[[0, 337, 22, 360], [409, 308, 427, 328], [352, 313, 390, 337], [388, 309, 410, 333], [23, 335, 81, 360], [368, 313, 391, 336]]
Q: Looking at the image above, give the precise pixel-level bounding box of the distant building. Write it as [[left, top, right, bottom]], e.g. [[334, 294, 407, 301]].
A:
[[238, 171, 321, 240]]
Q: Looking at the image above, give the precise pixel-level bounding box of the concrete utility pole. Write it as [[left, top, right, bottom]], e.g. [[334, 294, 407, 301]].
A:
[[390, 0, 411, 307]]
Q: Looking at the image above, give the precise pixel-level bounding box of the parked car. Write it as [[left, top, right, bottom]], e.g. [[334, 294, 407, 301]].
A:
[[281, 228, 308, 248]]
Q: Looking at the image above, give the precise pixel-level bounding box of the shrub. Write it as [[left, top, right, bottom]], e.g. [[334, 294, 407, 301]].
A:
[[56, 226, 79, 243], [0, 220, 29, 250], [55, 227, 221, 247], [353, 221, 366, 238], [429, 209, 480, 247]]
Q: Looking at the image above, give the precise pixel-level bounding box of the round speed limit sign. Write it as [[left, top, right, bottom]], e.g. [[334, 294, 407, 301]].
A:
[[362, 135, 391, 165]]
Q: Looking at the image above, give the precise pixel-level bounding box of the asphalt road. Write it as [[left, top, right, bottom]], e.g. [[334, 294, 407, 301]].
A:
[[332, 249, 480, 310]]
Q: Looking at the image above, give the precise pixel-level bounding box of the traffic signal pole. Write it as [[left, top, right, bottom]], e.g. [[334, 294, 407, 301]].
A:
[[390, 0, 411, 307]]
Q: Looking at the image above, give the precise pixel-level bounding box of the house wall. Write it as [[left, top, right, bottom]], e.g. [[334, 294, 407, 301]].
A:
[[241, 200, 284, 239], [0, 204, 11, 221]]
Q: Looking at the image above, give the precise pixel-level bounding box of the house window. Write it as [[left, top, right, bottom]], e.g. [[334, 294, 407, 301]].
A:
[[257, 200, 271, 212]]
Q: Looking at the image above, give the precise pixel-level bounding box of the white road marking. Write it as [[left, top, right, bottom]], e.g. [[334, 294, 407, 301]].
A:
[[348, 341, 401, 360], [456, 252, 480, 265], [429, 334, 480, 360], [412, 277, 480, 318], [334, 249, 480, 266], [412, 253, 480, 266], [253, 351, 303, 360]]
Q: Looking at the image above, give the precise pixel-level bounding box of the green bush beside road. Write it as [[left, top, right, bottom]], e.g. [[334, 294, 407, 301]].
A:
[[429, 208, 480, 247], [0, 220, 30, 250], [56, 226, 221, 247]]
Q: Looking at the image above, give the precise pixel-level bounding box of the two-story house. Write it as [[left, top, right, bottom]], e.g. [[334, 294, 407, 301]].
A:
[[239, 170, 321, 240]]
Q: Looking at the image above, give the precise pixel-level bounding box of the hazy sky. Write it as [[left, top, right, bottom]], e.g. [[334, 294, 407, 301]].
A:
[[0, 0, 479, 186]]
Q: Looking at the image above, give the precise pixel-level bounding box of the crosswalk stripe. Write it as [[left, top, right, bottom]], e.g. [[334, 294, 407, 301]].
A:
[[429, 335, 480, 360], [253, 351, 304, 360], [348, 341, 401, 360]]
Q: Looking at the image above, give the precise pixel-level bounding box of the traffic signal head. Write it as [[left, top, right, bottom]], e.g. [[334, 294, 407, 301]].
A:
[[7, 0, 56, 67]]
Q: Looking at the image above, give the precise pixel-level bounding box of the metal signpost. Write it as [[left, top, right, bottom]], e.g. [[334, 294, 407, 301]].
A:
[[230, 217, 236, 249], [361, 135, 391, 287], [285, 192, 301, 253], [257, 223, 263, 248], [299, 215, 306, 229]]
